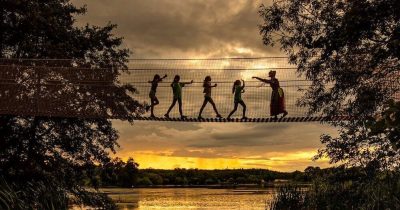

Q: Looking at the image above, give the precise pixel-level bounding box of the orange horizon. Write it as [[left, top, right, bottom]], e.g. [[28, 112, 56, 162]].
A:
[[113, 150, 331, 172]]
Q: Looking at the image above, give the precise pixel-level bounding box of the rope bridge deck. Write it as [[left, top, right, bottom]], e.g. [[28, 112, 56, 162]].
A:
[[133, 116, 351, 123], [0, 57, 358, 122]]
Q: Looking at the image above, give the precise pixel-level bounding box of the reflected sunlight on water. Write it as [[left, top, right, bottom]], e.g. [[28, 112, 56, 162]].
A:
[[106, 188, 274, 210]]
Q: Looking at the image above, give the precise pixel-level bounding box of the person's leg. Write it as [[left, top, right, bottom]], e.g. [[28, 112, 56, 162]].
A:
[[150, 99, 155, 117], [279, 96, 288, 118], [150, 97, 159, 117], [153, 97, 159, 106], [271, 91, 279, 120], [282, 110, 288, 118], [146, 94, 152, 112], [165, 98, 177, 117], [198, 98, 208, 118], [209, 97, 221, 117], [239, 101, 247, 119], [227, 102, 239, 119], [178, 98, 185, 118]]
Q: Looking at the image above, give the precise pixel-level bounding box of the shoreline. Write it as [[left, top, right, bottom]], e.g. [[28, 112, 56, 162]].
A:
[[98, 182, 311, 190]]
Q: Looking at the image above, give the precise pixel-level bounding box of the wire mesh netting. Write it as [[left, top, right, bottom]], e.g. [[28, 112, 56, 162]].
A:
[[2, 57, 393, 122], [122, 57, 310, 119]]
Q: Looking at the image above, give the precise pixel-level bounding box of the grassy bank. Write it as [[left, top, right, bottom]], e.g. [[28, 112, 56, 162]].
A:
[[268, 168, 400, 210]]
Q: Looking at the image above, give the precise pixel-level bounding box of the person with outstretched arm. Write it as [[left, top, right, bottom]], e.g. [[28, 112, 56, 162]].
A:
[[165, 75, 193, 119], [147, 74, 167, 117], [227, 79, 247, 120], [253, 70, 288, 120], [198, 76, 222, 119]]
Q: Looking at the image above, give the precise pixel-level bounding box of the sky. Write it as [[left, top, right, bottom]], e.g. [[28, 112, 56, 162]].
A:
[[71, 0, 338, 172]]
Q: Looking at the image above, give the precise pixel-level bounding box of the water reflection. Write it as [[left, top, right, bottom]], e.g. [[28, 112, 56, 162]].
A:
[[102, 188, 275, 210]]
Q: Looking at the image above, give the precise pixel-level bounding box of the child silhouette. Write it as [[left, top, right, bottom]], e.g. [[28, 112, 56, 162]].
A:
[[227, 79, 247, 120], [164, 75, 193, 119], [147, 74, 167, 117], [198, 76, 222, 119]]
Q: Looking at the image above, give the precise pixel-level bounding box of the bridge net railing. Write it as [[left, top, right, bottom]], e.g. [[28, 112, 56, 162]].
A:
[[0, 57, 313, 120], [0, 59, 118, 118], [122, 57, 311, 119], [3, 57, 393, 121]]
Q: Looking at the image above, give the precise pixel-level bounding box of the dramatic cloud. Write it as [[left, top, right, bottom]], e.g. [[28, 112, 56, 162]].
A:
[[72, 0, 338, 171], [113, 121, 337, 171], [72, 0, 278, 58]]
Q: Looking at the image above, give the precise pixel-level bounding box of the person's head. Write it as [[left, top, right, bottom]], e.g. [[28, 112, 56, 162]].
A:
[[203, 76, 211, 87], [234, 80, 241, 86], [232, 80, 241, 93], [153, 74, 160, 81], [173, 75, 180, 82], [268, 70, 276, 78]]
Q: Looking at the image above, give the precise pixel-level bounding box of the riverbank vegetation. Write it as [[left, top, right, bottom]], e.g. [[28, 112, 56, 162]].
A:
[[83, 158, 306, 188], [269, 166, 400, 210]]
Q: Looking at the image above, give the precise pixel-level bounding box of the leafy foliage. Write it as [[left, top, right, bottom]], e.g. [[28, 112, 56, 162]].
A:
[[259, 0, 400, 168], [99, 158, 139, 187], [316, 100, 400, 168], [270, 167, 400, 210], [0, 177, 69, 210], [268, 185, 305, 210], [91, 161, 291, 187], [0, 0, 143, 208]]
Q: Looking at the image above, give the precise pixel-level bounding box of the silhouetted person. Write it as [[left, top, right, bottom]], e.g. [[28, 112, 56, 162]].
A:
[[198, 76, 222, 119], [227, 79, 247, 119], [253, 70, 288, 120], [165, 75, 193, 119], [146, 74, 167, 117]]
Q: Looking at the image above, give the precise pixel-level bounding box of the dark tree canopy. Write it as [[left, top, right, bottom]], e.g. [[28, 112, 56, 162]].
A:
[[0, 0, 142, 208], [259, 0, 400, 168]]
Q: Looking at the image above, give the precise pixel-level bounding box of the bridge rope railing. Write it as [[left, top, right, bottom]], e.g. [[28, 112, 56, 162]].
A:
[[119, 57, 314, 120], [0, 57, 390, 122]]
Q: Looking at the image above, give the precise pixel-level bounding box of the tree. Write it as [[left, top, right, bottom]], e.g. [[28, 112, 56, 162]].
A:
[[259, 0, 400, 168], [146, 173, 164, 185], [118, 158, 140, 187], [0, 0, 143, 208]]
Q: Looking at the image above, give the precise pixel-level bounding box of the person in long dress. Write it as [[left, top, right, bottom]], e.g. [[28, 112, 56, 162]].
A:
[[253, 70, 288, 120]]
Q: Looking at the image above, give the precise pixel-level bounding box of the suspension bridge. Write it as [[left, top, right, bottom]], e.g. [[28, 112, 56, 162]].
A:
[[0, 57, 361, 122]]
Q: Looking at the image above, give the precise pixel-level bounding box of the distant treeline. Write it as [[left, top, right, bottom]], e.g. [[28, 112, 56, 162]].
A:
[[84, 158, 320, 188]]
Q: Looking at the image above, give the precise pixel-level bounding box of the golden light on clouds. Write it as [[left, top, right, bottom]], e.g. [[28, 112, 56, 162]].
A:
[[109, 120, 338, 172], [115, 150, 331, 172], [72, 0, 340, 172]]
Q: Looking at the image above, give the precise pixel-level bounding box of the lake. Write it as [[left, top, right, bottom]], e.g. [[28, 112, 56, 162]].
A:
[[99, 187, 276, 210]]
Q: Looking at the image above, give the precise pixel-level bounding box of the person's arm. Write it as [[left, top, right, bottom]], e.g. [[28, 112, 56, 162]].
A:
[[158, 74, 167, 82], [252, 76, 270, 83], [241, 80, 246, 93], [212, 84, 217, 88], [182, 80, 194, 85]]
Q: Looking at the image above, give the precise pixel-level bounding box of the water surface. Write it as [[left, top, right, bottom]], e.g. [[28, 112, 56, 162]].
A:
[[102, 188, 275, 210]]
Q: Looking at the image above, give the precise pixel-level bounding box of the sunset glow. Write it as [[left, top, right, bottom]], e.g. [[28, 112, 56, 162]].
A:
[[115, 151, 330, 172], [71, 0, 340, 172]]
